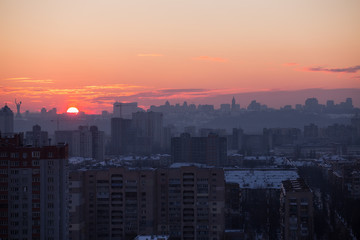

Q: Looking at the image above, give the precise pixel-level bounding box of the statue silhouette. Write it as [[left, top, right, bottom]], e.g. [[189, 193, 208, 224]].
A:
[[15, 99, 22, 118]]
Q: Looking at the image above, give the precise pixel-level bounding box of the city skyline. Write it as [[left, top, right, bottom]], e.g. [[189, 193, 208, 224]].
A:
[[1, 88, 360, 114], [1, 0, 360, 113]]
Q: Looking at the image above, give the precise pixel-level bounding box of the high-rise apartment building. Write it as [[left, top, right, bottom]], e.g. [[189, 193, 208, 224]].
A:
[[69, 165, 225, 240], [280, 178, 313, 240], [0, 105, 14, 137], [156, 165, 225, 240], [0, 134, 68, 240], [55, 126, 104, 160], [111, 118, 134, 155], [69, 170, 86, 240], [69, 168, 157, 240], [113, 102, 142, 119], [111, 112, 165, 155], [90, 126, 104, 161], [25, 124, 49, 147], [171, 133, 227, 166], [132, 112, 164, 152]]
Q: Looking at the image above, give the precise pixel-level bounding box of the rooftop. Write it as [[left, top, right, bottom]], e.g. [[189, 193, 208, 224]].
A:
[[282, 178, 311, 192], [134, 236, 169, 240], [225, 169, 299, 189]]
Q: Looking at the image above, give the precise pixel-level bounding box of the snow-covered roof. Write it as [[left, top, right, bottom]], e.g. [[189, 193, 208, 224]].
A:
[[320, 155, 347, 162], [68, 157, 92, 164], [170, 162, 212, 168], [225, 169, 299, 189], [134, 235, 169, 240]]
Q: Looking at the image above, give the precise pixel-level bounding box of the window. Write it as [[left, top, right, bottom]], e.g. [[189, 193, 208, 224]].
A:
[[32, 151, 41, 158], [32, 160, 40, 166], [32, 177, 40, 182], [10, 195, 19, 200], [10, 161, 20, 166]]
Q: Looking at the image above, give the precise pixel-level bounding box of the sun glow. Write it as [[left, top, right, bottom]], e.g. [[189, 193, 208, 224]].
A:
[[66, 107, 79, 114]]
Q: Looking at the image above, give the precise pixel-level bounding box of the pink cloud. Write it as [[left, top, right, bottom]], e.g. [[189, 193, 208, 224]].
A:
[[305, 65, 360, 73]]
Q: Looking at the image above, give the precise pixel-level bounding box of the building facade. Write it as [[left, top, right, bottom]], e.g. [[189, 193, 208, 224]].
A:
[[69, 165, 225, 240], [156, 165, 225, 240], [171, 133, 227, 166], [55, 126, 104, 160], [0, 134, 68, 240], [25, 124, 49, 147], [113, 102, 142, 119], [111, 112, 165, 155], [0, 105, 14, 137], [280, 178, 314, 240]]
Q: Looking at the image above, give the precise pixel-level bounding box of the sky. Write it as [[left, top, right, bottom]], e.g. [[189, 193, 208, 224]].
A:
[[1, 0, 360, 113]]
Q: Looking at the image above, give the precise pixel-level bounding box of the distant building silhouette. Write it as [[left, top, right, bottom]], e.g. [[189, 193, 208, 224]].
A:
[[55, 126, 104, 160], [197, 104, 214, 112], [247, 100, 261, 111], [111, 118, 134, 154], [263, 128, 301, 150], [113, 102, 142, 119], [90, 126, 104, 161], [232, 128, 244, 150], [304, 124, 318, 140], [171, 133, 227, 166], [0, 104, 14, 137], [304, 98, 321, 113], [132, 111, 164, 153], [220, 103, 231, 112], [231, 97, 240, 111], [25, 124, 49, 147], [111, 112, 165, 155]]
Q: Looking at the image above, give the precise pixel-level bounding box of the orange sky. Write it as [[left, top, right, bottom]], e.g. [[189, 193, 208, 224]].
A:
[[1, 0, 360, 113]]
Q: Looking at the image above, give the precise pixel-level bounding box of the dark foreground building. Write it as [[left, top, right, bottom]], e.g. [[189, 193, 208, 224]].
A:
[[0, 134, 68, 240], [280, 178, 314, 240], [69, 164, 225, 240]]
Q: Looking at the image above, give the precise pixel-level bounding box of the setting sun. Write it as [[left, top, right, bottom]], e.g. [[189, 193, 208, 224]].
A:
[[66, 107, 79, 114]]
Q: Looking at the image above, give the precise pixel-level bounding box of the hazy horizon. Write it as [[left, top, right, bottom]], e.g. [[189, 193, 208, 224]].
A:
[[3, 88, 360, 114]]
